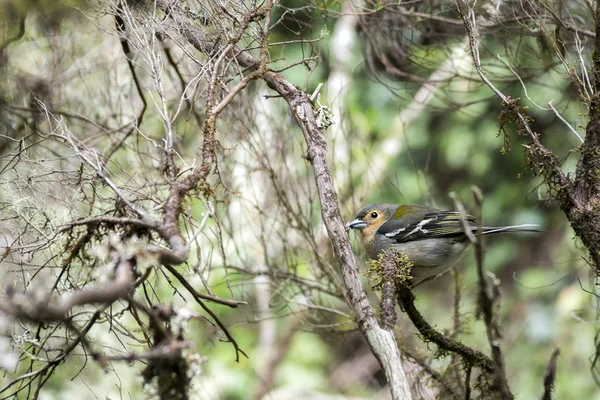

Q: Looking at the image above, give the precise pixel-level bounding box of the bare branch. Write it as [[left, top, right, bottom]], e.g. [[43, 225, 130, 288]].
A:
[[542, 349, 560, 400], [1, 257, 135, 322]]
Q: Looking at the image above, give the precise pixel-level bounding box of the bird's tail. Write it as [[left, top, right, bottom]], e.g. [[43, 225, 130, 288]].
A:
[[480, 224, 543, 235]]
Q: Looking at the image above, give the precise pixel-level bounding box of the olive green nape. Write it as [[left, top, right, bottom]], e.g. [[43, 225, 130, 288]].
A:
[[391, 204, 430, 219], [391, 205, 409, 219]]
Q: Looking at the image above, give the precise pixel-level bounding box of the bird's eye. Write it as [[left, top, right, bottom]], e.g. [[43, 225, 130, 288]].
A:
[[371, 212, 378, 218]]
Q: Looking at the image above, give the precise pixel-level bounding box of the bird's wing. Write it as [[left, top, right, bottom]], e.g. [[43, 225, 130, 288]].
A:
[[378, 210, 477, 243]]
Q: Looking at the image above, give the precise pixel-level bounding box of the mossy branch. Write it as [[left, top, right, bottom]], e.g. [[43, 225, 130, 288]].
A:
[[395, 286, 494, 373], [367, 249, 413, 330], [368, 249, 519, 397]]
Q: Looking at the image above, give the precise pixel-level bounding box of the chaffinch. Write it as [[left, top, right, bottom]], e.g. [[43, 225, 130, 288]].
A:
[[347, 203, 540, 281]]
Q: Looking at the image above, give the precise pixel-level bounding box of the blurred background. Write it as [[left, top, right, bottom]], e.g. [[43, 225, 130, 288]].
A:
[[0, 0, 597, 399]]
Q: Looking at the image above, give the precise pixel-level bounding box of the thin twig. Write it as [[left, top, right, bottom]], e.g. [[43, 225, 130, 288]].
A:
[[0, 16, 26, 55], [162, 263, 246, 308], [471, 187, 512, 399], [541, 349, 560, 400]]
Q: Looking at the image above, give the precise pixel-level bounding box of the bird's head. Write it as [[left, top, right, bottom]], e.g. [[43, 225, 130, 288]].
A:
[[346, 203, 399, 246]]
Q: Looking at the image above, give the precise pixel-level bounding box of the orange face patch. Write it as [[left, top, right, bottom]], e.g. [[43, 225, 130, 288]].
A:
[[357, 208, 387, 254]]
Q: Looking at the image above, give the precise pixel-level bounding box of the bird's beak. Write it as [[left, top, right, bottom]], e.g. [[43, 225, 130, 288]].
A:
[[346, 219, 368, 230]]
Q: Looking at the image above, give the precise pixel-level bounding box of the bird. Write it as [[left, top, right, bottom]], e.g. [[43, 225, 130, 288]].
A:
[[346, 203, 541, 282]]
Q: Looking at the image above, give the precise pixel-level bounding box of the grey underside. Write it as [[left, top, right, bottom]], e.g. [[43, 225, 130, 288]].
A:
[[370, 236, 468, 279]]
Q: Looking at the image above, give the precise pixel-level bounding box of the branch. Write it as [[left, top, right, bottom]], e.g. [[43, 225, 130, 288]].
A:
[[101, 340, 189, 362], [104, 1, 148, 163], [0, 305, 108, 399], [456, 0, 573, 194], [43, 106, 154, 222], [396, 286, 494, 373], [541, 349, 560, 400], [0, 16, 25, 56], [154, 4, 411, 396], [460, 189, 513, 398], [257, 68, 413, 400], [59, 216, 159, 232], [380, 280, 397, 331], [162, 263, 245, 308], [449, 190, 514, 398], [401, 346, 463, 400], [1, 257, 135, 322], [454, 0, 600, 271]]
